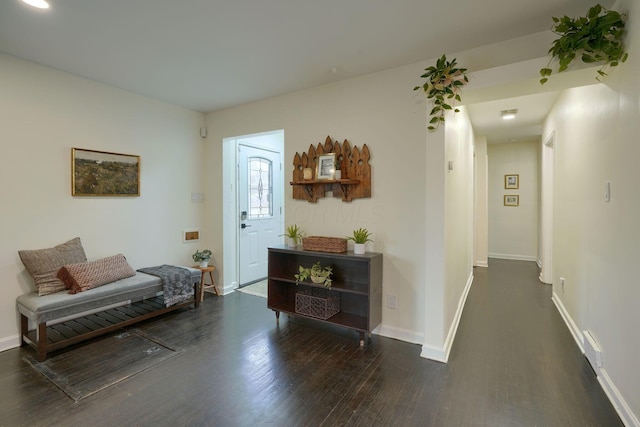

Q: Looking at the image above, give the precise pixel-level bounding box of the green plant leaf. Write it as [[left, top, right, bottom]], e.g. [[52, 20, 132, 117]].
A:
[[413, 54, 469, 131], [541, 4, 628, 85]]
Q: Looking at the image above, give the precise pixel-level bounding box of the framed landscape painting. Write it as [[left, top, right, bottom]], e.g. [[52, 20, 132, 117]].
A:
[[72, 148, 140, 196]]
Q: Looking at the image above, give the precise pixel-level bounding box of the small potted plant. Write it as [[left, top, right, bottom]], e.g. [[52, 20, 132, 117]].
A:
[[281, 224, 303, 248], [294, 262, 333, 287], [192, 249, 213, 268], [347, 228, 373, 255]]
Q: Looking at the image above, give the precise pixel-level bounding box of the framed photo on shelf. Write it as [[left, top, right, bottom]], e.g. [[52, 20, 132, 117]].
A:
[[504, 195, 519, 207], [72, 148, 140, 196], [316, 153, 336, 180], [504, 174, 519, 189]]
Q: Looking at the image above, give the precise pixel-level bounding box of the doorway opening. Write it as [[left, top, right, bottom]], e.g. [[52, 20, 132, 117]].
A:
[[222, 130, 284, 292]]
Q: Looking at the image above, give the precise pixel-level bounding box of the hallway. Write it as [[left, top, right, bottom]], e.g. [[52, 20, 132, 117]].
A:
[[0, 260, 621, 426], [442, 259, 620, 425]]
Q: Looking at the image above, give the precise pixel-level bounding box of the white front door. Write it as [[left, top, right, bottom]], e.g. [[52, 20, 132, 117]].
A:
[[238, 144, 282, 286]]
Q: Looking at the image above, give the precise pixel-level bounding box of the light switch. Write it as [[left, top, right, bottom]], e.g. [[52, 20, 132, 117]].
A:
[[604, 182, 610, 202]]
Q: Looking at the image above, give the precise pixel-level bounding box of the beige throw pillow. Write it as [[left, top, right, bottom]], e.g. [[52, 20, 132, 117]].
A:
[[18, 237, 87, 296]]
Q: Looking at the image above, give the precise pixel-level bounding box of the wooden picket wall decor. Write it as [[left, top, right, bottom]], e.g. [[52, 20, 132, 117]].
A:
[[291, 136, 371, 203]]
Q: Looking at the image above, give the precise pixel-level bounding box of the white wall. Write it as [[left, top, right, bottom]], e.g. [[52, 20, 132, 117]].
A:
[[541, 0, 640, 423], [0, 54, 206, 350], [206, 63, 429, 345], [487, 141, 539, 261], [205, 64, 478, 359], [474, 136, 489, 267], [443, 108, 475, 359]]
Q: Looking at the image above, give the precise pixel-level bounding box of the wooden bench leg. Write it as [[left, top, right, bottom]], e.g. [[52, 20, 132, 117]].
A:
[[194, 282, 200, 308], [20, 314, 28, 347], [36, 323, 47, 362]]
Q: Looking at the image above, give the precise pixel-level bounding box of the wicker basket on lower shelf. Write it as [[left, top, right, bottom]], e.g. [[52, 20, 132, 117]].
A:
[[295, 286, 340, 320], [302, 236, 347, 253]]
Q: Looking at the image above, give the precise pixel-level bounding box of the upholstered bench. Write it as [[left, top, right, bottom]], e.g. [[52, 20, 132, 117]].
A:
[[17, 237, 201, 361], [18, 268, 200, 361]]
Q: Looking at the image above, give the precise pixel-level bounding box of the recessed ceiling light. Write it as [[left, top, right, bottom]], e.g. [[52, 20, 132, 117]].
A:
[[501, 109, 518, 120], [21, 0, 50, 9]]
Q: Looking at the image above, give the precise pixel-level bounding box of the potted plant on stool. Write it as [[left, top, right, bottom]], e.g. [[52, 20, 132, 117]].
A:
[[347, 228, 373, 255], [192, 249, 213, 268]]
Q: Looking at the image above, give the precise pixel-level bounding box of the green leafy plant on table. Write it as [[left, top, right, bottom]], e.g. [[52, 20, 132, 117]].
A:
[[294, 262, 333, 287], [346, 228, 374, 244], [413, 54, 469, 131], [281, 224, 304, 246], [539, 4, 628, 85]]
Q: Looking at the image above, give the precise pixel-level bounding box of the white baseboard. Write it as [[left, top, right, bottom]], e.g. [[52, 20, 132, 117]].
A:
[[488, 253, 538, 262], [221, 282, 237, 295], [374, 324, 423, 345], [598, 368, 640, 427], [474, 261, 488, 268], [0, 334, 20, 353], [552, 292, 639, 426], [551, 292, 584, 352], [536, 258, 542, 269], [420, 343, 447, 363], [420, 271, 474, 363]]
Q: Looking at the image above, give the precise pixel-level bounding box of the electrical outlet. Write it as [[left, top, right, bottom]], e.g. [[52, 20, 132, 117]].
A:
[[387, 293, 397, 310]]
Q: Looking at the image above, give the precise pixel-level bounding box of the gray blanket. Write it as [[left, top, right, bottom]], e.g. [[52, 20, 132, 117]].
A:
[[137, 265, 194, 307]]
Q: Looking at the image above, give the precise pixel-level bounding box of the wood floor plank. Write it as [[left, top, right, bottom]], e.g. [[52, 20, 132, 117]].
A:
[[3, 259, 624, 426]]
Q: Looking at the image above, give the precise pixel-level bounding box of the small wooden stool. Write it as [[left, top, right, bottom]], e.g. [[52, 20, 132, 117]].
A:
[[194, 266, 219, 302]]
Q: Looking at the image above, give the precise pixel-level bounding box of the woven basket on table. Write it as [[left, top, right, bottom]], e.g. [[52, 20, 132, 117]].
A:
[[302, 236, 347, 253]]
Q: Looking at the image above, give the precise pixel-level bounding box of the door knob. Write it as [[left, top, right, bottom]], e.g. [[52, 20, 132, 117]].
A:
[[241, 223, 251, 229]]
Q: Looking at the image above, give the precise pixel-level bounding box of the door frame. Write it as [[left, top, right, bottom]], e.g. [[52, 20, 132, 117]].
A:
[[222, 130, 284, 293], [539, 130, 555, 284]]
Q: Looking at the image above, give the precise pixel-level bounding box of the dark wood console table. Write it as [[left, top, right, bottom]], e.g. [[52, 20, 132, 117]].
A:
[[267, 246, 382, 346]]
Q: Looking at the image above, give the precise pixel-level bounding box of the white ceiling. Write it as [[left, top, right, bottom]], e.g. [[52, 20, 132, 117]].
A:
[[466, 92, 561, 144], [0, 0, 610, 141]]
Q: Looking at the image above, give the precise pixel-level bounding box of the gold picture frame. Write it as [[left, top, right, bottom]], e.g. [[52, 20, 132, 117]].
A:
[[504, 195, 519, 207], [316, 153, 336, 181], [72, 148, 140, 196], [505, 174, 519, 189]]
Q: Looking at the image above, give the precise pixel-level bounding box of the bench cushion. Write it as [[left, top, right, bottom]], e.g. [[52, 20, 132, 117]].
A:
[[17, 267, 200, 324]]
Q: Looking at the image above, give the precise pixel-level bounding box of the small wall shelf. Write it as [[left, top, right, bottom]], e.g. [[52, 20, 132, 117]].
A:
[[289, 179, 360, 202], [290, 136, 371, 203]]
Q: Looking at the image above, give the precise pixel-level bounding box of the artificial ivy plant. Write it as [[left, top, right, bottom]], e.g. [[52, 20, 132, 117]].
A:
[[540, 4, 628, 85], [413, 54, 469, 131]]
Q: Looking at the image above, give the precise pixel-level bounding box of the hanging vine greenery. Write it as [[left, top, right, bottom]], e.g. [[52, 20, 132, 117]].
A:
[[540, 4, 628, 85], [413, 55, 469, 131]]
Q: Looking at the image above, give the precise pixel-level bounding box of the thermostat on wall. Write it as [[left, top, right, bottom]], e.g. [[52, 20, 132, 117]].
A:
[[183, 229, 200, 242]]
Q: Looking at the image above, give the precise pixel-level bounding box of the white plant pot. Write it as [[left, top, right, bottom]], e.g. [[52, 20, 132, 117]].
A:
[[354, 243, 366, 255], [334, 170, 341, 180], [199, 260, 209, 268], [287, 237, 297, 248]]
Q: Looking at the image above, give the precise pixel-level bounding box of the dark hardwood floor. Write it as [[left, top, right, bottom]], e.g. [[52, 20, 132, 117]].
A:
[[0, 259, 622, 426]]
